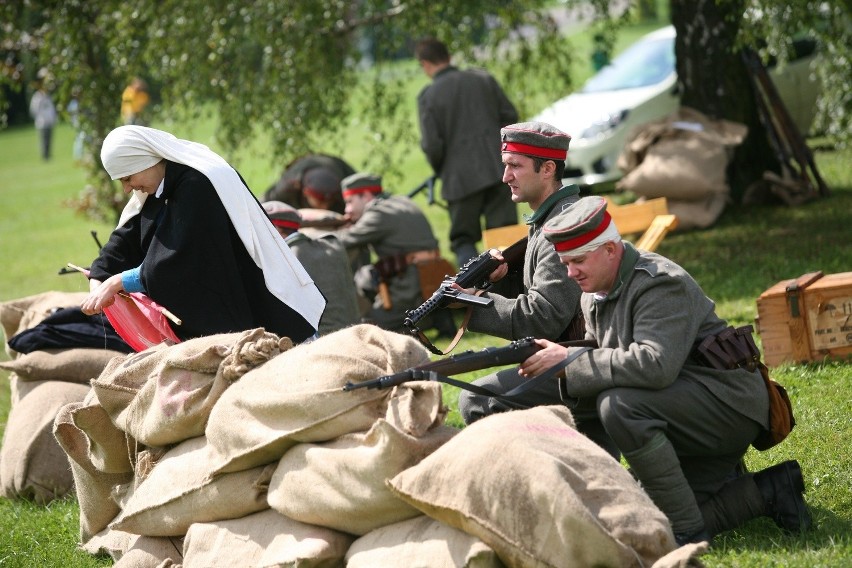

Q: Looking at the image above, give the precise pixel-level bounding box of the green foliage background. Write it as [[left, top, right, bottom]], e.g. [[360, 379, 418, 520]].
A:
[[2, 0, 849, 223]]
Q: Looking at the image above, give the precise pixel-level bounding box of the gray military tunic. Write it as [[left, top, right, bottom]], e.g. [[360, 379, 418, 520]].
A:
[[285, 232, 360, 336], [468, 185, 583, 341], [564, 243, 769, 427], [417, 66, 518, 202], [564, 243, 770, 497], [336, 194, 439, 331]]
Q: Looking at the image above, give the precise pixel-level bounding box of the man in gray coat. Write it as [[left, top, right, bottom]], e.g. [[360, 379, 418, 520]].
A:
[[262, 201, 360, 336], [415, 37, 519, 266], [336, 173, 446, 333], [521, 196, 812, 545], [456, 122, 585, 419]]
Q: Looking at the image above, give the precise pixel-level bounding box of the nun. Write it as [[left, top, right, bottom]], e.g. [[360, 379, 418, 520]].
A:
[[81, 125, 325, 343]]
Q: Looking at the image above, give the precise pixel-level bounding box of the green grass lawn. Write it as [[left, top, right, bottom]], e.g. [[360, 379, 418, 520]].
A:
[[2, 29, 851, 568]]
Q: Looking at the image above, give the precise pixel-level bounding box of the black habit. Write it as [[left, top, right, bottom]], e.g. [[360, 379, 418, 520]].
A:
[[89, 161, 316, 342]]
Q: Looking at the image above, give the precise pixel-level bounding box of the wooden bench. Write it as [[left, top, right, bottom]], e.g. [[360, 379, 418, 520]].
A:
[[481, 197, 678, 252]]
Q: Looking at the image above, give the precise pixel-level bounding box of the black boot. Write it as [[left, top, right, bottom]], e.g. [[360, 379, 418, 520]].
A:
[[674, 528, 711, 547], [753, 460, 813, 533]]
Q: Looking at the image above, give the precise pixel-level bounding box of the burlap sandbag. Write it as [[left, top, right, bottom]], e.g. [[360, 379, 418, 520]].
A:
[[205, 324, 435, 475], [90, 343, 170, 419], [54, 401, 134, 541], [617, 131, 731, 200], [109, 435, 274, 536], [80, 528, 182, 567], [8, 373, 38, 406], [269, 419, 459, 535], [0, 348, 125, 383], [112, 535, 183, 568], [93, 328, 288, 447], [0, 380, 90, 503], [666, 193, 729, 231], [616, 107, 747, 202], [0, 291, 87, 351], [388, 405, 677, 568], [182, 508, 353, 568], [81, 528, 137, 561], [346, 515, 505, 568], [72, 388, 137, 474]]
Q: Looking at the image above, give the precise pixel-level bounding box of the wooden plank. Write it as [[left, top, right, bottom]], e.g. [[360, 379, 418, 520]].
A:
[[635, 214, 679, 252], [606, 197, 669, 235], [482, 224, 528, 251]]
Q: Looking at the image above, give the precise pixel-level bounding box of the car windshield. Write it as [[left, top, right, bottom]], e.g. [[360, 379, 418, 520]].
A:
[[582, 35, 675, 93]]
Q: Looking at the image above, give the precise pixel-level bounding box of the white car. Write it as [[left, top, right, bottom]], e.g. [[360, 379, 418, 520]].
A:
[[533, 25, 820, 188]]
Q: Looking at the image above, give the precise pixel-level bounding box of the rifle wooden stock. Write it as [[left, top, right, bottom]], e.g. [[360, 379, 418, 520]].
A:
[[343, 337, 596, 391]]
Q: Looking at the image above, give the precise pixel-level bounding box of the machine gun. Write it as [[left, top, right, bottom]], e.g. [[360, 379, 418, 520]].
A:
[[403, 235, 528, 354], [343, 337, 597, 408]]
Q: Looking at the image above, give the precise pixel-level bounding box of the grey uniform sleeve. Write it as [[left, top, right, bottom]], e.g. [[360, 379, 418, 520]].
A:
[[468, 236, 582, 341]]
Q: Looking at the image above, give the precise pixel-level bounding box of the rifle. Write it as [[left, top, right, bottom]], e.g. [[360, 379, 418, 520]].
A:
[[741, 47, 829, 201], [343, 337, 597, 407], [407, 175, 446, 209], [404, 235, 528, 354]]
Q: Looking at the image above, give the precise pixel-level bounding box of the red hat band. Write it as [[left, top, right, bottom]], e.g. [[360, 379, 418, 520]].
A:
[[342, 185, 382, 198], [271, 219, 301, 230], [553, 211, 612, 252], [502, 141, 567, 160]]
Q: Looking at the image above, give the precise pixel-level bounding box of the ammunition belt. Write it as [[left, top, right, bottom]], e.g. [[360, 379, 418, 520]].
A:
[[693, 324, 761, 372]]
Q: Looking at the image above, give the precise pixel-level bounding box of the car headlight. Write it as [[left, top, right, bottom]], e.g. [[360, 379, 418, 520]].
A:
[[579, 109, 630, 140]]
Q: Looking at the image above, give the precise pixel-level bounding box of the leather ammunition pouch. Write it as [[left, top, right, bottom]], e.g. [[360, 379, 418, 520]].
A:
[[373, 249, 442, 283], [373, 250, 452, 311], [694, 324, 795, 451], [694, 324, 761, 372], [374, 253, 409, 283]]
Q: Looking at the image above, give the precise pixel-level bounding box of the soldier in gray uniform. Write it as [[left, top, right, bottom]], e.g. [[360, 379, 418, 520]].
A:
[[456, 122, 585, 420], [415, 37, 519, 266], [520, 195, 811, 545], [262, 201, 360, 336], [335, 173, 443, 332]]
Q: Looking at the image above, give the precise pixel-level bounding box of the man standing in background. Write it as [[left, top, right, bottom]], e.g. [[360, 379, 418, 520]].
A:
[[121, 77, 150, 126], [415, 37, 519, 267], [29, 69, 57, 161]]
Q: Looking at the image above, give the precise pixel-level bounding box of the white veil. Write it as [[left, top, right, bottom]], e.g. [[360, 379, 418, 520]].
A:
[[101, 125, 325, 330]]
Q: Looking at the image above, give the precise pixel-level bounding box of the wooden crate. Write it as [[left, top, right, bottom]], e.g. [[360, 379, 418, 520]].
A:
[[801, 271, 852, 361], [756, 271, 852, 366]]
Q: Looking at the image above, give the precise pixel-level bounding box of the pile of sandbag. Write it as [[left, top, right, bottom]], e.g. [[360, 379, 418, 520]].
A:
[[2, 293, 707, 566], [616, 106, 748, 231], [0, 291, 125, 503], [45, 320, 706, 567]]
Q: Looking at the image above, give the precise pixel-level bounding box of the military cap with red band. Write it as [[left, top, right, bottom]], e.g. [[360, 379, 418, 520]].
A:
[[543, 196, 617, 254], [501, 121, 572, 161], [262, 200, 302, 231], [341, 172, 383, 198]]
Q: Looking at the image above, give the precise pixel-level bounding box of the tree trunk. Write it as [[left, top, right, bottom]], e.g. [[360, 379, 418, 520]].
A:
[[670, 0, 778, 202]]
